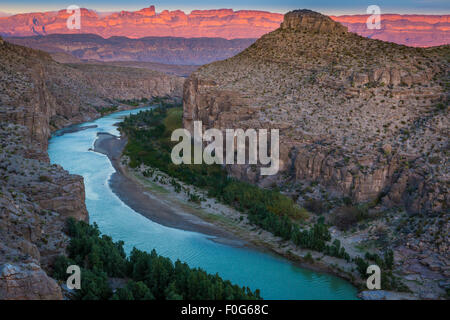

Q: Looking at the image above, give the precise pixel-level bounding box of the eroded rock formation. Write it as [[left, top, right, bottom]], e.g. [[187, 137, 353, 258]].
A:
[[184, 10, 448, 213], [0, 37, 183, 299], [0, 6, 448, 47], [183, 10, 449, 297]]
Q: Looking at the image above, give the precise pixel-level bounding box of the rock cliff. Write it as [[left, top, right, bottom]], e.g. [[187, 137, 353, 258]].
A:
[[183, 10, 449, 297], [0, 37, 183, 299], [282, 10, 348, 34], [0, 37, 183, 148], [0, 6, 448, 47], [0, 6, 282, 40]]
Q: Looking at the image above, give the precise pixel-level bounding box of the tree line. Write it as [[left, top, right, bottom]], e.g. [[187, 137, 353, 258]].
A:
[[119, 107, 411, 292], [53, 218, 261, 300], [119, 108, 350, 260]]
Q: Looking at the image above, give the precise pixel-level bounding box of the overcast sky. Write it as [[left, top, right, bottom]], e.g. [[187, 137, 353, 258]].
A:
[[1, 0, 449, 15]]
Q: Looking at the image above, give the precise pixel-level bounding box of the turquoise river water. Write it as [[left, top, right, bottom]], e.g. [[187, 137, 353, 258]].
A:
[[48, 107, 358, 300]]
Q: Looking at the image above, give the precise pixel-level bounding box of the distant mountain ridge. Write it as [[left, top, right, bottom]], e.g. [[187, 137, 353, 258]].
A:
[[183, 9, 449, 298], [332, 14, 450, 47], [5, 33, 256, 65], [0, 6, 282, 40], [0, 6, 448, 47]]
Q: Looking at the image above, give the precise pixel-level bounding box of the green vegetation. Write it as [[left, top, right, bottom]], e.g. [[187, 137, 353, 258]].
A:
[[354, 249, 409, 292], [95, 105, 118, 116], [117, 98, 149, 107], [38, 175, 53, 183], [119, 107, 350, 260], [53, 218, 261, 300]]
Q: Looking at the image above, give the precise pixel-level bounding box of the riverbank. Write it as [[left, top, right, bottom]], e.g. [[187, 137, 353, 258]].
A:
[[93, 132, 246, 247], [93, 131, 369, 294], [71, 107, 444, 300], [49, 108, 360, 300]]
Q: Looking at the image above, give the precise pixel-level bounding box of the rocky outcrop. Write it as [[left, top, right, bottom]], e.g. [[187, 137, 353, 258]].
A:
[[184, 10, 449, 214], [0, 123, 86, 300], [281, 10, 347, 34], [0, 39, 183, 299], [183, 10, 449, 297], [0, 263, 62, 300]]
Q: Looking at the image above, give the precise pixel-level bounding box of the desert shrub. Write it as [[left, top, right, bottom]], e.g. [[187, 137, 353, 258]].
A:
[[304, 198, 325, 214], [304, 252, 314, 263], [332, 206, 366, 231], [96, 105, 118, 115], [39, 175, 52, 183]]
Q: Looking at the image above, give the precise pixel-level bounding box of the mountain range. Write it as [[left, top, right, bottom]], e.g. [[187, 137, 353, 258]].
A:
[[0, 6, 448, 47], [5, 34, 256, 65], [0, 34, 185, 298]]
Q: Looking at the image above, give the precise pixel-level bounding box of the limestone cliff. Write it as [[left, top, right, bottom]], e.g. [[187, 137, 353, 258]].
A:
[[0, 37, 183, 299], [0, 6, 282, 40], [184, 9, 448, 213], [183, 10, 449, 297]]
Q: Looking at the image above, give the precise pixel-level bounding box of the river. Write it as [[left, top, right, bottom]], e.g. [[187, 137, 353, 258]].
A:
[[48, 107, 358, 300]]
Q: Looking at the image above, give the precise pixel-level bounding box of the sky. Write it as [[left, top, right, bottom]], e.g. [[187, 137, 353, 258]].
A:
[[0, 0, 449, 15]]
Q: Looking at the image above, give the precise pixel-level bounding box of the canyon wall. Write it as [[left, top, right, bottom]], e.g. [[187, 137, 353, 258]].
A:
[[0, 38, 184, 147], [183, 10, 448, 214], [0, 6, 448, 48], [0, 37, 183, 299], [183, 10, 449, 297]]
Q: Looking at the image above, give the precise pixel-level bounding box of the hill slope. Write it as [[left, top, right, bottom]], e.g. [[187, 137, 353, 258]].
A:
[[332, 14, 450, 47], [183, 10, 449, 298], [0, 6, 448, 47], [0, 6, 281, 39], [0, 37, 183, 299]]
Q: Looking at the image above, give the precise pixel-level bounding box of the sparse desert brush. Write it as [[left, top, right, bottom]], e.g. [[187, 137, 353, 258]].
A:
[[331, 206, 367, 231], [39, 175, 53, 183]]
